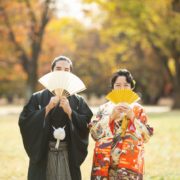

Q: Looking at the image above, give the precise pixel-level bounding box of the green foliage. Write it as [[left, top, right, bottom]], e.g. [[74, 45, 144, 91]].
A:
[[82, 0, 180, 106]]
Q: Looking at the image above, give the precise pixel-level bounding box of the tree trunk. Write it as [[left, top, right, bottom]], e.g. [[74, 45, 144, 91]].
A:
[[172, 0, 180, 12], [26, 75, 37, 100], [172, 85, 180, 109], [25, 58, 38, 100], [26, 81, 35, 101], [172, 58, 180, 109]]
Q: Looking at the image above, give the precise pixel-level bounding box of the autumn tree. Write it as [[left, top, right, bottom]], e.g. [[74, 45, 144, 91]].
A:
[[0, 0, 54, 99], [83, 0, 180, 108]]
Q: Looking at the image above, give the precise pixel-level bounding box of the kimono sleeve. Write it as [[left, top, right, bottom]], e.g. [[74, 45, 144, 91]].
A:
[[18, 94, 49, 163], [133, 104, 154, 142], [89, 104, 108, 141], [68, 96, 93, 165], [71, 96, 93, 134]]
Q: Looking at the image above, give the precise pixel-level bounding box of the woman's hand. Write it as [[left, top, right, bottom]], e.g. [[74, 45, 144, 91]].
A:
[[59, 96, 72, 120], [110, 103, 134, 122], [118, 103, 134, 120], [110, 106, 122, 122]]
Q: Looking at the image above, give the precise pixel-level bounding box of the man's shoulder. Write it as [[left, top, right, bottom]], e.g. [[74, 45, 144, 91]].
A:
[[31, 89, 51, 101], [73, 93, 83, 99], [32, 89, 49, 96], [70, 94, 88, 105]]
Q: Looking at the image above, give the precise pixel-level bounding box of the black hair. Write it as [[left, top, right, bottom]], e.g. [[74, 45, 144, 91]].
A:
[[110, 69, 135, 89], [51, 56, 73, 71]]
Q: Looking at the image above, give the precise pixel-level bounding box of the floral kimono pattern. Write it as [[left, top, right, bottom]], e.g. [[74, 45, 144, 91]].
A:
[[89, 102, 153, 180]]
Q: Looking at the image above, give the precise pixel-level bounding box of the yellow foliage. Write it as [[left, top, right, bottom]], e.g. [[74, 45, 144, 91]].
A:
[[168, 58, 176, 76]]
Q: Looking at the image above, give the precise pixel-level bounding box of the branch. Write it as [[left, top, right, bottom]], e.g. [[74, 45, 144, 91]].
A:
[[1, 6, 29, 72], [39, 0, 51, 40], [24, 0, 37, 35], [31, 0, 51, 59], [138, 21, 174, 82], [147, 35, 174, 81]]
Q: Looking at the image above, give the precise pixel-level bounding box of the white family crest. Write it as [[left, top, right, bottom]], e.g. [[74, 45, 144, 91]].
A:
[[52, 126, 66, 149]]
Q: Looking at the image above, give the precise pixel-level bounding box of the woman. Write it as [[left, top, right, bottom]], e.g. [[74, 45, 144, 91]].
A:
[[89, 69, 153, 180]]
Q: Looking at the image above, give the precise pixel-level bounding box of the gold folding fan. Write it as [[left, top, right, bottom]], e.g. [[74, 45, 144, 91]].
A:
[[38, 71, 86, 98], [106, 89, 140, 137], [106, 89, 140, 104]]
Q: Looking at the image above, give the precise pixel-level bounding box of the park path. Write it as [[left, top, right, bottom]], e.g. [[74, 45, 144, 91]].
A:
[[0, 105, 171, 116]]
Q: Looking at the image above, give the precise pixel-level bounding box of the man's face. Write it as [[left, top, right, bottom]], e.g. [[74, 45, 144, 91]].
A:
[[53, 60, 71, 72]]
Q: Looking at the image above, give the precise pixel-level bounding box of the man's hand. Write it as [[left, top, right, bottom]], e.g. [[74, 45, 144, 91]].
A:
[[45, 96, 59, 115], [59, 96, 72, 120]]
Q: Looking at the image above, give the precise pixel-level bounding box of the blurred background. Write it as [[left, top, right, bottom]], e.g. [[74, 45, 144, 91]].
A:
[[0, 0, 180, 179]]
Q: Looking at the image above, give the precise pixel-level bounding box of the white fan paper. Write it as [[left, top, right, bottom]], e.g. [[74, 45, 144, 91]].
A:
[[38, 71, 86, 97]]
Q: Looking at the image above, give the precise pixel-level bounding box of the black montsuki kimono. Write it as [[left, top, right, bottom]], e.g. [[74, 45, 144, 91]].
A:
[[19, 89, 93, 180]]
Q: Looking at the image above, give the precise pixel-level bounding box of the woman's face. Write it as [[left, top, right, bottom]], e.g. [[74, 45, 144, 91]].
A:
[[113, 76, 131, 90], [53, 61, 71, 72]]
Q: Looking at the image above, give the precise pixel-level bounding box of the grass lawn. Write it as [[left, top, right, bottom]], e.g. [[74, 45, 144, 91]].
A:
[[0, 110, 180, 180]]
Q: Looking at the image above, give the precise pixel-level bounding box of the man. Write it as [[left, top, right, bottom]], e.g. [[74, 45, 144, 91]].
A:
[[19, 56, 93, 180]]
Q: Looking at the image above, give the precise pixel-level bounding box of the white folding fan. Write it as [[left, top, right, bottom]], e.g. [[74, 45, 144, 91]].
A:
[[38, 71, 86, 97]]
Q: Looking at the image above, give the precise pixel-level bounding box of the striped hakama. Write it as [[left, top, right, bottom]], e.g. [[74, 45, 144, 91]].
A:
[[46, 141, 72, 180]]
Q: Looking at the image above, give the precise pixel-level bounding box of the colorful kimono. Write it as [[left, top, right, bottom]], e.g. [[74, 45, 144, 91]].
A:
[[89, 102, 153, 180]]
